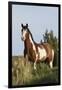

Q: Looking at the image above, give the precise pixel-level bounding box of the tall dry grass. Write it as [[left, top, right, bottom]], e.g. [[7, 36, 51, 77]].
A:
[[12, 56, 59, 86]]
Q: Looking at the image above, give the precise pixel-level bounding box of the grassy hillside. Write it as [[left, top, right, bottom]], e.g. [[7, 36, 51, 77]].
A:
[[12, 56, 59, 86]]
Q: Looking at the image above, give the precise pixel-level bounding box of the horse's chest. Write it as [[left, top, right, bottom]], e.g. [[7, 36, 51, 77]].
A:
[[38, 47, 47, 60]]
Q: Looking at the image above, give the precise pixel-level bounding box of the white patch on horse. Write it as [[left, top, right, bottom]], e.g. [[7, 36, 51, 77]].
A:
[[38, 47, 47, 60], [29, 35, 36, 51]]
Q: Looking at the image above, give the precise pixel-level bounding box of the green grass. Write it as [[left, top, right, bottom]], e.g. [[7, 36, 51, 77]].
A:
[[12, 56, 59, 86]]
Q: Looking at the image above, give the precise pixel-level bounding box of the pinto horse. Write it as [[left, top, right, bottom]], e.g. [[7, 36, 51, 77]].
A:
[[21, 24, 54, 70]]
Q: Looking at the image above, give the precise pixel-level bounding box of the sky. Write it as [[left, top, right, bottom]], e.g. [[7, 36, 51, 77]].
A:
[[12, 4, 58, 56]]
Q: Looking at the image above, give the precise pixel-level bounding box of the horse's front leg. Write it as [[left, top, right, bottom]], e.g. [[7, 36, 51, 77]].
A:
[[24, 48, 27, 58], [24, 48, 28, 66], [34, 53, 38, 70], [34, 61, 37, 70]]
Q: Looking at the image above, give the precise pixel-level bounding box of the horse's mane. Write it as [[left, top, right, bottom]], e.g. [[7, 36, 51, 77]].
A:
[[27, 28, 35, 43]]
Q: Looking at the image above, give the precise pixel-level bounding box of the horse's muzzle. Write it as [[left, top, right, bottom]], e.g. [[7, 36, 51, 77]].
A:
[[21, 37, 24, 41]]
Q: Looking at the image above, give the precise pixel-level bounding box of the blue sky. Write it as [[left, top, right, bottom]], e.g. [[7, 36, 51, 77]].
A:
[[12, 4, 58, 56]]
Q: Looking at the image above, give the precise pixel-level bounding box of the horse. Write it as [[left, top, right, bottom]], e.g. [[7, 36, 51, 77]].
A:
[[21, 24, 54, 70]]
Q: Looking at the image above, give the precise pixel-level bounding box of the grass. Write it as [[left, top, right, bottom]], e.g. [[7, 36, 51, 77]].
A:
[[12, 56, 59, 86]]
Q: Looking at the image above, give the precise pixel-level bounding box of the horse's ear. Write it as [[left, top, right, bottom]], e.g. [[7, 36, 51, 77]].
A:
[[26, 24, 28, 28], [21, 24, 23, 27]]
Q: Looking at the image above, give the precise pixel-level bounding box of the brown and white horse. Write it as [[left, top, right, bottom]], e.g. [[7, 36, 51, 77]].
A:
[[21, 24, 54, 70]]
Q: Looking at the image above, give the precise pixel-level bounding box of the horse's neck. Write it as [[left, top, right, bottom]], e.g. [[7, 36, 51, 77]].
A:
[[29, 34, 35, 43], [25, 35, 35, 49]]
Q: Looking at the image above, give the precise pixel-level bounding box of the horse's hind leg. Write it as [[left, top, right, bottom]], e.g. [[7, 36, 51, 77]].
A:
[[49, 49, 54, 69], [49, 60, 53, 68]]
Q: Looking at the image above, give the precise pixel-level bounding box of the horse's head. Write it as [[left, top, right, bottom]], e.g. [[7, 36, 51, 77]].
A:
[[21, 24, 29, 41]]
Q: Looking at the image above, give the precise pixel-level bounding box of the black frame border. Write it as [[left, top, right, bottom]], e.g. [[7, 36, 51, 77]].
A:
[[8, 1, 61, 88]]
